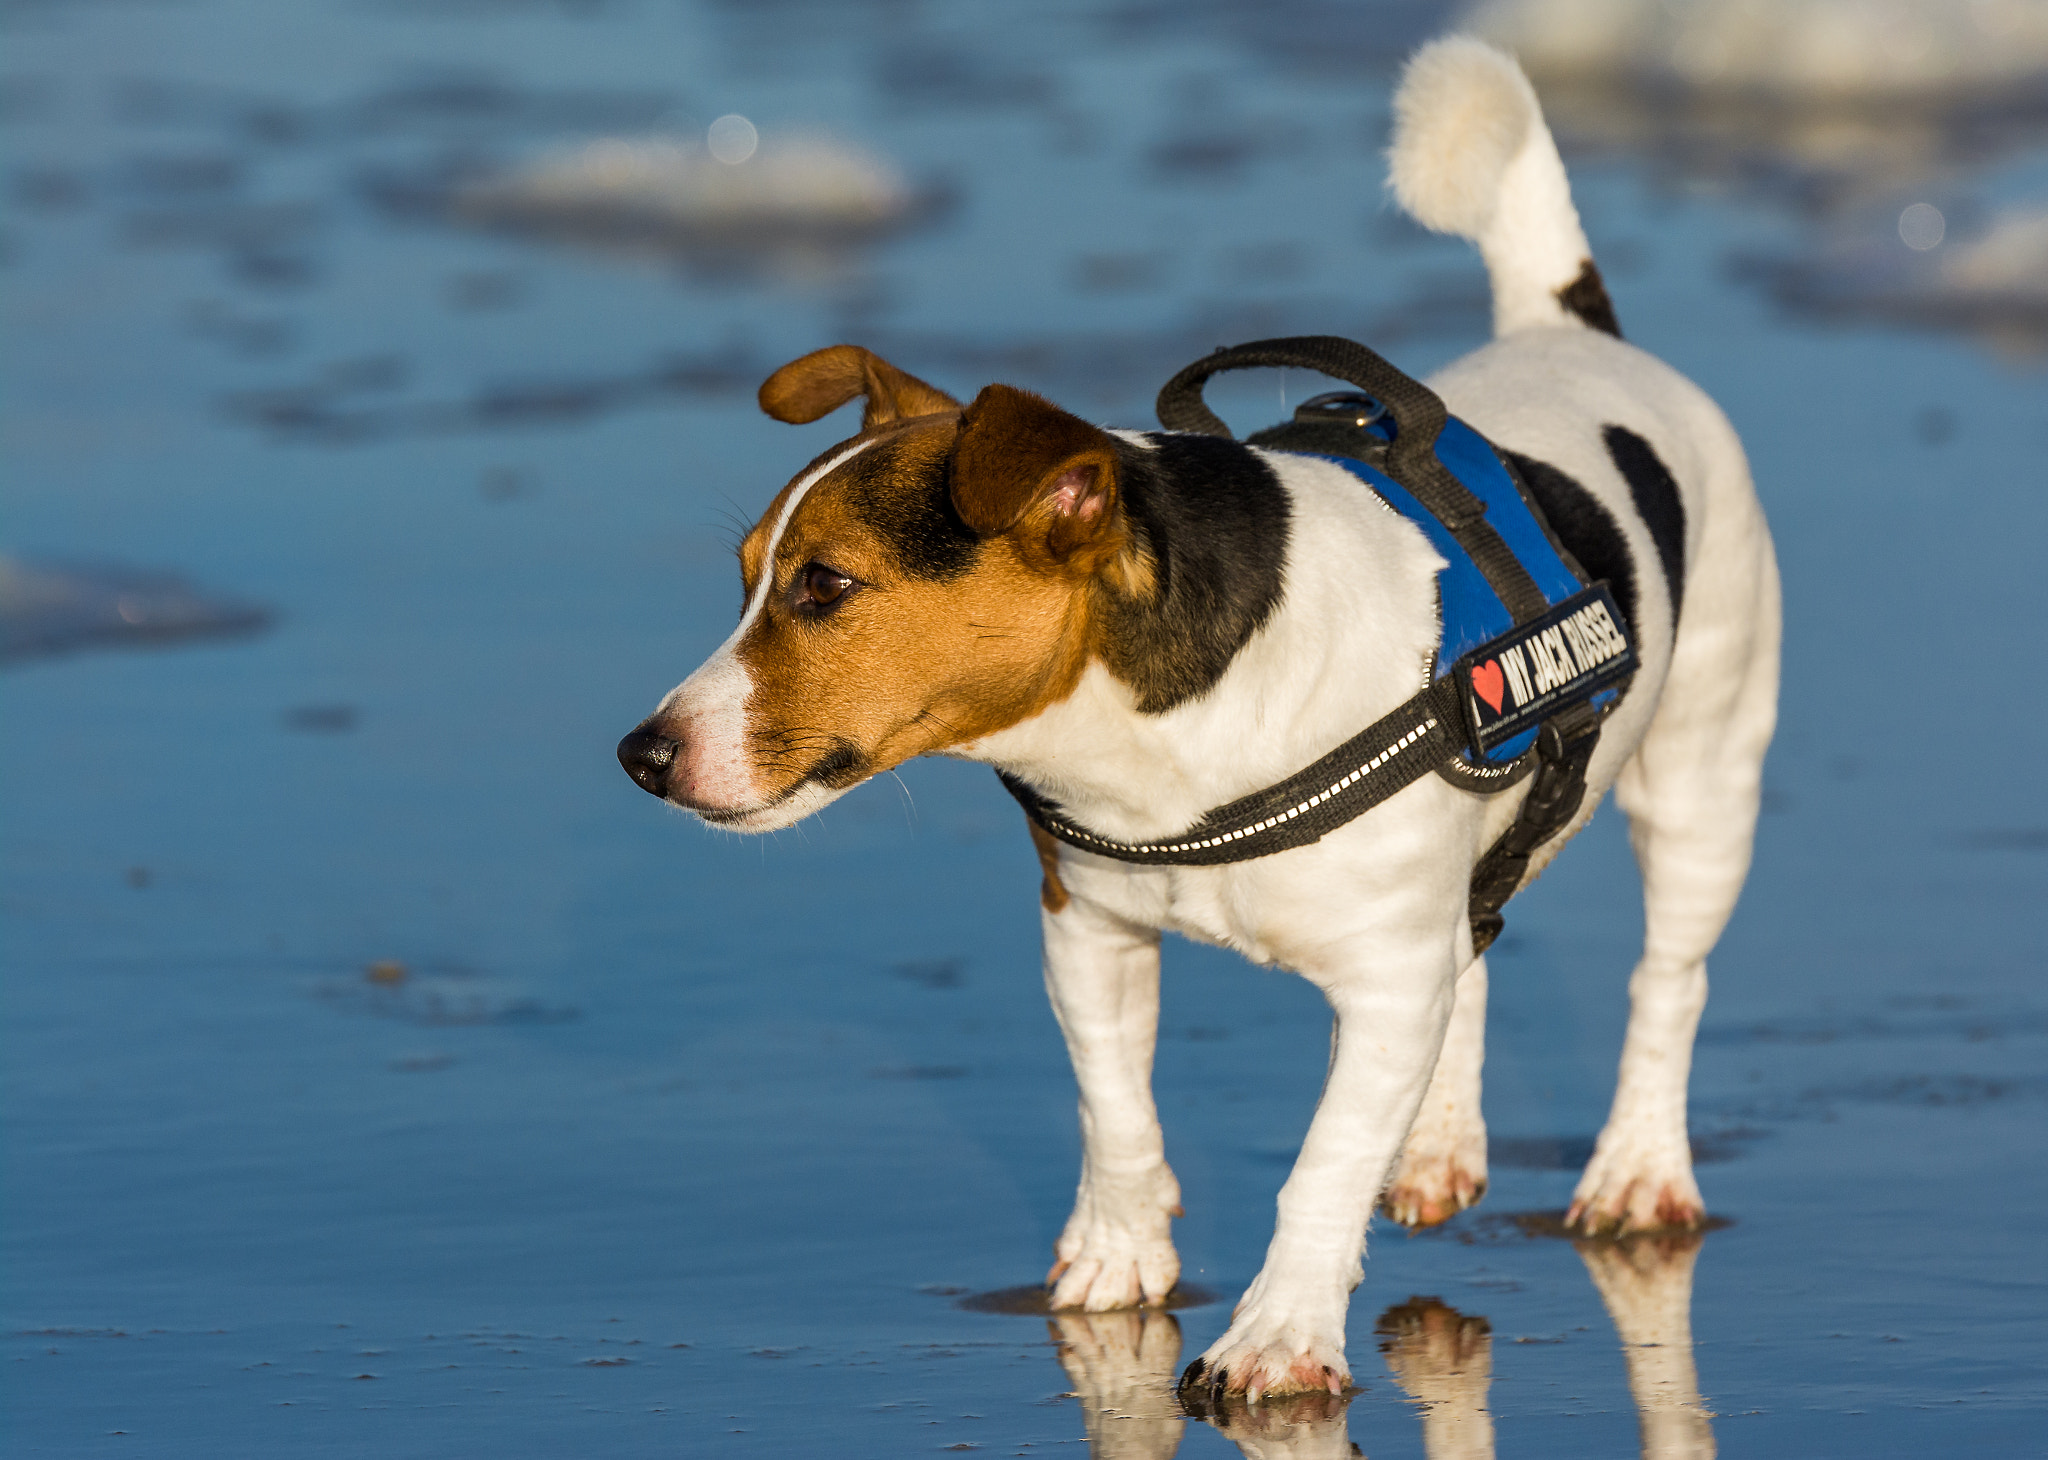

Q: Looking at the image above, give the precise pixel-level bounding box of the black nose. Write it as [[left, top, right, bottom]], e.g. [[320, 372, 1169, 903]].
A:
[[617, 729, 679, 798]]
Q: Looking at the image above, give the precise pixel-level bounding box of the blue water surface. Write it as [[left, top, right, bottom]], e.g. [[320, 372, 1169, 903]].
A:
[[5, 2, 2046, 1456]]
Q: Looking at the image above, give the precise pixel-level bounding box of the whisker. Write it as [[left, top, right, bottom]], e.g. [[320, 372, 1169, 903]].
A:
[[888, 768, 918, 829]]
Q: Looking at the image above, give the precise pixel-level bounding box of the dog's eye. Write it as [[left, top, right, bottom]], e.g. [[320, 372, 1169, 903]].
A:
[[799, 562, 854, 609]]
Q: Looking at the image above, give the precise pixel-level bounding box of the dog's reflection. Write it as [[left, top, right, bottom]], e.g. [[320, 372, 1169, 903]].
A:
[[1376, 1297, 1497, 1460], [1569, 1231, 1716, 1460], [1046, 1230, 1715, 1459], [1046, 1308, 1188, 1460]]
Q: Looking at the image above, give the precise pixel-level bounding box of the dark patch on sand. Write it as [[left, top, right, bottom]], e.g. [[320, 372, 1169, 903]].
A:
[[957, 1283, 1220, 1315]]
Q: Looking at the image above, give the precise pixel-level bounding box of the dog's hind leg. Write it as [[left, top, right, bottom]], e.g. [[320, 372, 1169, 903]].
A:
[[1042, 898, 1184, 1312], [1570, 520, 1780, 1236], [1381, 954, 1489, 1229]]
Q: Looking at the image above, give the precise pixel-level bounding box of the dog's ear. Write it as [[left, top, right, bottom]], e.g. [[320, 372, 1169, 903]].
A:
[[949, 384, 1129, 570], [758, 345, 959, 431]]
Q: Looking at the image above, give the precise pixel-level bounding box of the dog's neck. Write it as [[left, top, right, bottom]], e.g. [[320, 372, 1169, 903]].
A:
[[957, 446, 1447, 843]]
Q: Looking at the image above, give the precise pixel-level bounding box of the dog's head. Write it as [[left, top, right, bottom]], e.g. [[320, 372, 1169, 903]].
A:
[[618, 345, 1157, 831]]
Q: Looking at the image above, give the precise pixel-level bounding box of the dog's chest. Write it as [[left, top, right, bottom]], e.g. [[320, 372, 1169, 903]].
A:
[[1070, 805, 1464, 972], [1102, 867, 1291, 965]]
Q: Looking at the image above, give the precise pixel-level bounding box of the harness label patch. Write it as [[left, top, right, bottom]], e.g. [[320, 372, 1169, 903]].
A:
[[1457, 583, 1636, 752]]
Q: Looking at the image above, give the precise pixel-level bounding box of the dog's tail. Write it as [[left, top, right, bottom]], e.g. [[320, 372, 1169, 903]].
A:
[[1387, 36, 1619, 340]]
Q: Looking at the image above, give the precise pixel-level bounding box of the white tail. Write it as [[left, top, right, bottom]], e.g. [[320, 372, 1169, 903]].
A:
[[1387, 36, 1616, 339]]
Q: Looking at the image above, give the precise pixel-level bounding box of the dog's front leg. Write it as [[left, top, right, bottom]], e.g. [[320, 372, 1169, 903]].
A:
[[1042, 895, 1183, 1312], [1185, 933, 1458, 1402]]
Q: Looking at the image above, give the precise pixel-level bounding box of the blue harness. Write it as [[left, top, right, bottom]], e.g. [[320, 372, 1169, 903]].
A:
[[1002, 335, 1638, 952], [1314, 410, 1617, 770]]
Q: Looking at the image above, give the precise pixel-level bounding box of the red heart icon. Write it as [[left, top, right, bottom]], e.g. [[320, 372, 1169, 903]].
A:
[[1471, 659, 1506, 713]]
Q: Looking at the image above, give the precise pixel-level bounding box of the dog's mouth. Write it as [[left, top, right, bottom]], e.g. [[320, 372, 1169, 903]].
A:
[[685, 782, 851, 834], [683, 738, 871, 832], [692, 803, 770, 827]]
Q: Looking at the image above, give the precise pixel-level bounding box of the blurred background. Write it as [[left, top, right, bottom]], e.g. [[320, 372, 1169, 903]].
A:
[[4, 1, 2045, 1455]]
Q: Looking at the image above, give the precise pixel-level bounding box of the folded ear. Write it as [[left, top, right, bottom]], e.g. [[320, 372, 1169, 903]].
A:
[[949, 384, 1126, 567], [758, 345, 959, 430]]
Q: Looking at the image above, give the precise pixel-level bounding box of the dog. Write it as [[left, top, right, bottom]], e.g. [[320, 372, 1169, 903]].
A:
[[617, 36, 1779, 1403]]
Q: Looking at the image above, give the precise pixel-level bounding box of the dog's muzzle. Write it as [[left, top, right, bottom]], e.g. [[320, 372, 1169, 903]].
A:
[[617, 727, 680, 798]]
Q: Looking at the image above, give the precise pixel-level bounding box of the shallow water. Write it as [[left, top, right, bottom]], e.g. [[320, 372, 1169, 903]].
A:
[[4, 2, 2046, 1456]]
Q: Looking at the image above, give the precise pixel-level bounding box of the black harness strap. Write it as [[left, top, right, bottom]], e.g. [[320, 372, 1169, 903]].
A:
[[1003, 336, 1615, 949], [1465, 703, 1602, 954], [1157, 337, 1548, 623], [1002, 678, 1468, 867]]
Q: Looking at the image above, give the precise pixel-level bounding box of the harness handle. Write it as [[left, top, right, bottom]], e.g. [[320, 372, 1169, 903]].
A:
[[1157, 335, 1545, 619], [1155, 335, 1485, 531]]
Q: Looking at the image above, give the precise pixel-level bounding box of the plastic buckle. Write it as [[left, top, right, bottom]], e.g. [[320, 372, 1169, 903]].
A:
[[1293, 391, 1386, 429]]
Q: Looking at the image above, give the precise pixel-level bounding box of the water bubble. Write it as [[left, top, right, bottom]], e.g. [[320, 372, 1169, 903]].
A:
[[707, 114, 758, 165], [1899, 203, 1945, 251]]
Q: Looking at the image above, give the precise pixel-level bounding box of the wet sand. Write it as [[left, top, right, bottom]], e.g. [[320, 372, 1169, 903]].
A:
[[4, 2, 2045, 1455]]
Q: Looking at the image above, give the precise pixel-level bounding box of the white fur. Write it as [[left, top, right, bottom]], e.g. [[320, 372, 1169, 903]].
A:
[[949, 47, 1779, 1397], [1389, 36, 1599, 337], [968, 329, 1775, 1398], [1382, 953, 1491, 1228], [1387, 37, 1534, 237], [658, 436, 876, 824]]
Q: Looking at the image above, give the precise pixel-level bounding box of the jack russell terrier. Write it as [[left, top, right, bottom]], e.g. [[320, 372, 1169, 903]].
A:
[[617, 36, 1779, 1404]]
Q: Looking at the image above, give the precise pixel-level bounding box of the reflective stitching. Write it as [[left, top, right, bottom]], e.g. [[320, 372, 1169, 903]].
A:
[[1040, 717, 1440, 857]]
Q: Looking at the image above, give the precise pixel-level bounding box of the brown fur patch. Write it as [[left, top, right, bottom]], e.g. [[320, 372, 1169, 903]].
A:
[[718, 356, 1162, 813], [759, 344, 959, 430], [953, 386, 1118, 547], [731, 417, 1102, 803], [1027, 817, 1070, 913]]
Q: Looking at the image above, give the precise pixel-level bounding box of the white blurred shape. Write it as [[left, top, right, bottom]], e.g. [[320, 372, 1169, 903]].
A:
[[706, 113, 758, 165], [454, 131, 915, 245], [1943, 208, 2048, 297], [1464, 0, 2048, 99], [1743, 203, 2048, 356], [1899, 202, 1945, 250]]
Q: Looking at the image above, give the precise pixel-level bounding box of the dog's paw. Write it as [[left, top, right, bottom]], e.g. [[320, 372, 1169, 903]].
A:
[[1566, 1130, 1705, 1236], [1380, 1143, 1488, 1230], [1178, 1300, 1349, 1407], [1047, 1164, 1182, 1312]]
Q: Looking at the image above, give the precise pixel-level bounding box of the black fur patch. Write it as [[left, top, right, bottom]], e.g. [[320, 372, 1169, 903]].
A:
[[801, 737, 867, 790], [1601, 426, 1687, 619], [1500, 450, 1645, 640], [1557, 260, 1621, 338], [1104, 434, 1290, 714], [839, 436, 980, 581]]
